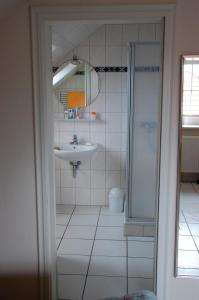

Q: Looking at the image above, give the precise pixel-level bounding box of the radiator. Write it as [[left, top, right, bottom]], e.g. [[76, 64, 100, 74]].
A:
[[181, 136, 199, 173]]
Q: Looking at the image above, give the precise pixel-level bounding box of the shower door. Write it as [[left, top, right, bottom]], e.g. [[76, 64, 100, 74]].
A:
[[127, 42, 163, 220]]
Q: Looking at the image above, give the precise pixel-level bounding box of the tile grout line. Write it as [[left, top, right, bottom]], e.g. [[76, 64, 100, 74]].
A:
[[57, 206, 76, 251], [182, 208, 199, 254], [81, 206, 102, 300]]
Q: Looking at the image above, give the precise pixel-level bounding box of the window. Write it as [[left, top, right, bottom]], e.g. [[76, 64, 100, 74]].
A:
[[182, 56, 199, 126]]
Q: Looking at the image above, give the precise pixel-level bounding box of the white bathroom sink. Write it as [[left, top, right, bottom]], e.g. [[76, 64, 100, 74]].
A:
[[54, 143, 98, 161]]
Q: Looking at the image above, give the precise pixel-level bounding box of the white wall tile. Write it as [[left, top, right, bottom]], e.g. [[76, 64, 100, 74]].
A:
[[121, 113, 128, 132], [91, 151, 106, 170], [56, 187, 61, 204], [77, 46, 90, 61], [106, 73, 122, 93], [91, 170, 106, 188], [55, 169, 60, 187], [106, 133, 122, 151], [106, 113, 122, 133], [61, 170, 75, 188], [90, 113, 106, 132], [90, 46, 106, 66], [106, 171, 121, 189], [90, 132, 106, 151], [121, 46, 128, 66], [106, 24, 123, 45], [106, 151, 121, 171], [89, 93, 106, 113], [91, 189, 106, 206], [76, 170, 91, 188], [106, 93, 122, 113], [76, 188, 91, 205], [106, 46, 122, 66], [121, 74, 128, 94], [90, 25, 106, 46], [123, 24, 139, 44], [138, 23, 156, 42], [155, 23, 163, 42], [61, 187, 75, 204]]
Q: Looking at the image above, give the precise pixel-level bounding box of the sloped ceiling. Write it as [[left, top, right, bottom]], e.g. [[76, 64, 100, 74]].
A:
[[51, 21, 101, 65]]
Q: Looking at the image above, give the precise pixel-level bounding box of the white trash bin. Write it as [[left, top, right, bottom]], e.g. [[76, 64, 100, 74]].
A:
[[109, 187, 124, 213]]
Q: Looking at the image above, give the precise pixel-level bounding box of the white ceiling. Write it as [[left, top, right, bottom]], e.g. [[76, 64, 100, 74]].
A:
[[51, 21, 101, 65]]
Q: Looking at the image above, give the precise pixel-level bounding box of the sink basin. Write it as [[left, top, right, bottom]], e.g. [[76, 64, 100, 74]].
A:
[[54, 143, 98, 161]]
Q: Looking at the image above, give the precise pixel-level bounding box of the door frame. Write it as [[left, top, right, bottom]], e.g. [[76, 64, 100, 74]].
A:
[[31, 5, 175, 300]]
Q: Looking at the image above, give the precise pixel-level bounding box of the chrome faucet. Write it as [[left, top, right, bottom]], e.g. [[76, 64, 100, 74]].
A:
[[70, 134, 78, 145]]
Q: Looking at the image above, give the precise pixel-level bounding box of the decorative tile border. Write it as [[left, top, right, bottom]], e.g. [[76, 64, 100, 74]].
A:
[[94, 66, 127, 72], [53, 66, 160, 74]]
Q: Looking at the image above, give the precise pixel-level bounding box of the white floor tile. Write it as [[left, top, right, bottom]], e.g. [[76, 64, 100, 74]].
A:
[[64, 226, 96, 240], [128, 258, 154, 278], [100, 206, 124, 215], [96, 226, 126, 240], [92, 240, 126, 257], [193, 236, 199, 249], [178, 250, 199, 268], [69, 214, 98, 226], [178, 235, 197, 250], [56, 204, 75, 215], [74, 205, 101, 215], [83, 276, 127, 300], [178, 267, 199, 277], [89, 256, 126, 276], [56, 225, 66, 238], [179, 223, 190, 235], [128, 241, 154, 258], [58, 239, 93, 255], [184, 213, 199, 224], [188, 224, 199, 236], [57, 255, 90, 275], [57, 275, 85, 300], [56, 239, 61, 249], [98, 215, 124, 226], [56, 214, 70, 225], [128, 278, 154, 294]]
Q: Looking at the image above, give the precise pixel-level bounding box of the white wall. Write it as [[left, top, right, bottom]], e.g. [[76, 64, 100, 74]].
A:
[[0, 4, 39, 300], [1, 0, 199, 299]]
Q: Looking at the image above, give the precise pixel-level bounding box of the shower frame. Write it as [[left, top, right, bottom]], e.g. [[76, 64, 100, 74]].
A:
[[126, 40, 163, 223]]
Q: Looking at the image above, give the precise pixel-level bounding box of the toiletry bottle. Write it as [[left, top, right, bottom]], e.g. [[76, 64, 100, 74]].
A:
[[64, 109, 68, 119]]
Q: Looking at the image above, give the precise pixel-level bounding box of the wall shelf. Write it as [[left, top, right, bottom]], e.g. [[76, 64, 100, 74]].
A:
[[54, 118, 97, 122]]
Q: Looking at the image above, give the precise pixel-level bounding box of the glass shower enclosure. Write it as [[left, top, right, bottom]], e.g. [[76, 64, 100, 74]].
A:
[[126, 41, 163, 222]]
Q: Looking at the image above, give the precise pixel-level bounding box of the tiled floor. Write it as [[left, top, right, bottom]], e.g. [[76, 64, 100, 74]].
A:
[[178, 183, 199, 277], [56, 204, 154, 300]]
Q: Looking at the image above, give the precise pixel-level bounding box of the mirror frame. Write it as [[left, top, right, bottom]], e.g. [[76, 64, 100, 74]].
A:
[[53, 58, 101, 109]]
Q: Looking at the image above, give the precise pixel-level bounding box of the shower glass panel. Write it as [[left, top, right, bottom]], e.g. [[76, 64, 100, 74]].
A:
[[127, 42, 163, 220]]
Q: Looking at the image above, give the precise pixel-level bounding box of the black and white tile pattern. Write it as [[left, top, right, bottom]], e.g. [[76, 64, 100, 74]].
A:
[[56, 204, 154, 300]]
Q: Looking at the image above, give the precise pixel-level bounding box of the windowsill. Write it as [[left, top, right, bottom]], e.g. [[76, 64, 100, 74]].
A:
[[182, 125, 199, 129]]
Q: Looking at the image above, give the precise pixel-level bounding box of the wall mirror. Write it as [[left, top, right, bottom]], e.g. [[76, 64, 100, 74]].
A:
[[175, 55, 199, 277], [53, 56, 100, 109]]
